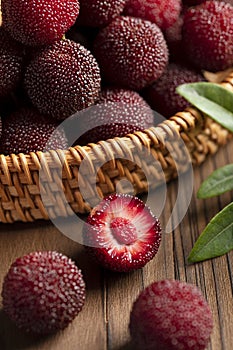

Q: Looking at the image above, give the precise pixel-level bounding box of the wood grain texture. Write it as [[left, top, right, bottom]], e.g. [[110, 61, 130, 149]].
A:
[[0, 139, 233, 350]]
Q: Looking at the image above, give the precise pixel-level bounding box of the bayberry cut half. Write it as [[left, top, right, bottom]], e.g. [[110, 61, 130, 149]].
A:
[[2, 251, 86, 335], [130, 280, 213, 350], [2, 0, 80, 46], [93, 16, 168, 90], [182, 1, 233, 71], [83, 193, 162, 272]]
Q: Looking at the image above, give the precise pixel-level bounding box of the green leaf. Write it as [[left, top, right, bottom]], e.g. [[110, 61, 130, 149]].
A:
[[197, 164, 233, 198], [176, 82, 233, 132], [188, 202, 233, 263]]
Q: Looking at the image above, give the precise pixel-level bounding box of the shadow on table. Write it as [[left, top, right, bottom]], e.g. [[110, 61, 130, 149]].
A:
[[114, 341, 134, 350], [0, 309, 55, 350]]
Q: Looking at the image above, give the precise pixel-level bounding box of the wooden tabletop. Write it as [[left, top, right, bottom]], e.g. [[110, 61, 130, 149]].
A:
[[0, 140, 233, 350]]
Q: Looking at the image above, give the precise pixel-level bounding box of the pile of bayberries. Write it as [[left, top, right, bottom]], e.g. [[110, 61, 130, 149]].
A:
[[0, 0, 232, 155], [0, 1, 233, 349]]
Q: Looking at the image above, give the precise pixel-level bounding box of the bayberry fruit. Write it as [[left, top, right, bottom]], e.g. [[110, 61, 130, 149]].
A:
[[24, 39, 101, 120], [93, 16, 168, 90], [0, 108, 68, 155], [1, 0, 80, 46], [143, 64, 203, 118], [0, 28, 24, 99], [83, 193, 162, 272], [130, 280, 213, 350], [77, 88, 154, 145], [78, 0, 127, 27], [182, 1, 233, 71], [124, 0, 181, 31], [2, 251, 86, 335]]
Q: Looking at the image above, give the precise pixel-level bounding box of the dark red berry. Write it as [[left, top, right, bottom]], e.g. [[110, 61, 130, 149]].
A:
[[0, 108, 68, 155], [0, 28, 24, 99], [83, 193, 162, 272], [93, 16, 169, 90], [24, 39, 101, 120], [2, 251, 85, 335], [124, 0, 181, 31], [143, 64, 204, 118], [1, 0, 80, 46], [78, 0, 127, 27], [130, 280, 213, 350], [77, 88, 154, 145], [182, 1, 233, 71]]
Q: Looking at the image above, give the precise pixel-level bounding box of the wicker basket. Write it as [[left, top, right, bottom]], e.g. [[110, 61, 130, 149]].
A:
[[0, 71, 232, 224]]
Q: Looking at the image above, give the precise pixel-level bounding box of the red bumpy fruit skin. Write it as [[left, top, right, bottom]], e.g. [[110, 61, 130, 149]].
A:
[[0, 108, 68, 155], [182, 1, 233, 72], [0, 28, 24, 99], [2, 251, 86, 335], [1, 0, 80, 46], [93, 16, 169, 91], [183, 0, 233, 6], [83, 193, 162, 272], [129, 280, 213, 350], [24, 39, 101, 120], [77, 0, 127, 27], [77, 88, 154, 145], [143, 64, 204, 118], [124, 0, 181, 31]]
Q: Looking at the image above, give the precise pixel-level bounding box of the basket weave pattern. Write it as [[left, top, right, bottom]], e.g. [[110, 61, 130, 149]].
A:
[[0, 73, 233, 223]]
